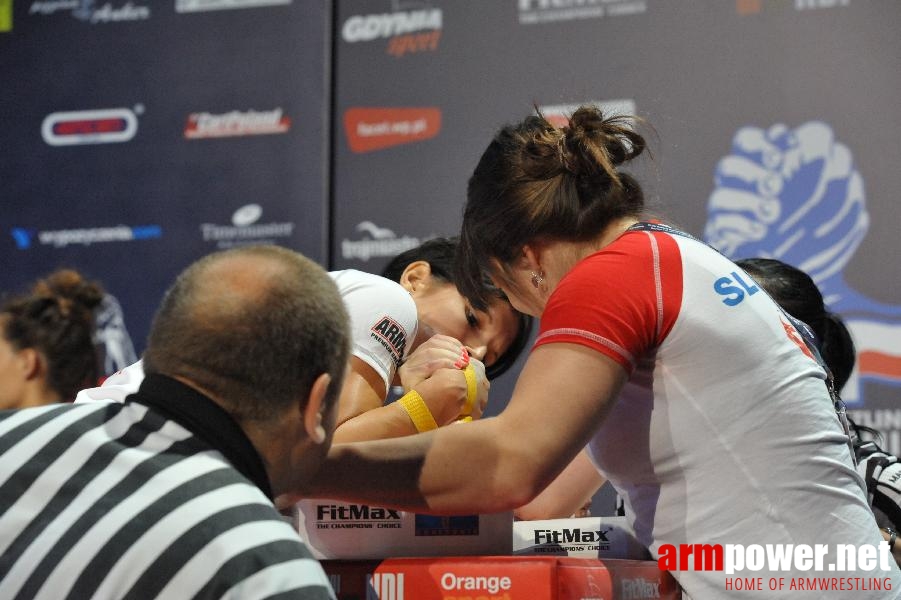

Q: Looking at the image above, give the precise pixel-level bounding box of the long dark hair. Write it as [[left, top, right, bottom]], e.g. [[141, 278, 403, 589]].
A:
[[736, 258, 856, 391]]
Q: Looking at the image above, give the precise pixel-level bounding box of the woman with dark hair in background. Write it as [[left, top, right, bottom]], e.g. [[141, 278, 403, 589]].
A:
[[0, 269, 103, 409], [303, 106, 899, 597], [737, 257, 901, 567], [736, 258, 856, 390]]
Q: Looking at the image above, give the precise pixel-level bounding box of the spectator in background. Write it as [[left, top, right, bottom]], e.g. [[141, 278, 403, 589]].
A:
[[736, 258, 856, 391], [0, 245, 347, 599], [0, 269, 103, 409]]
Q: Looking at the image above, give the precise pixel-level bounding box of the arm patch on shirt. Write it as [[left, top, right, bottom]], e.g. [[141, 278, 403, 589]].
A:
[[371, 316, 408, 366]]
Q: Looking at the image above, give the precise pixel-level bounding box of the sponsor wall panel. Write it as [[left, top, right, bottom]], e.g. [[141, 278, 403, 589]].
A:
[[648, 0, 901, 454], [331, 0, 901, 469], [331, 0, 584, 417], [3, 0, 899, 483], [0, 1, 330, 374]]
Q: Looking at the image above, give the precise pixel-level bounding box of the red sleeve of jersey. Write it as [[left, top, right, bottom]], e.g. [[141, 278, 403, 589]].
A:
[[534, 230, 683, 373]]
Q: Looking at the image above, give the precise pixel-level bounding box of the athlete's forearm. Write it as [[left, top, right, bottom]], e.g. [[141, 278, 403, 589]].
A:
[[333, 402, 418, 443], [303, 418, 533, 515]]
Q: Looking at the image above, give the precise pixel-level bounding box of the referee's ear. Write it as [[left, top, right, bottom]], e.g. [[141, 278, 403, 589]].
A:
[[303, 373, 331, 445]]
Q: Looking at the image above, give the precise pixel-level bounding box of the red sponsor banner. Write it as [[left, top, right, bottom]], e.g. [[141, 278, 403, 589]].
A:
[[325, 557, 553, 599], [557, 557, 682, 600], [183, 109, 291, 139], [859, 350, 901, 383], [344, 107, 441, 153], [323, 556, 681, 599], [41, 108, 139, 146]]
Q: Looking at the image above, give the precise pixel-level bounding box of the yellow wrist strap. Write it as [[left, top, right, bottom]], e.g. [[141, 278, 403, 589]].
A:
[[460, 363, 478, 417], [398, 390, 438, 432]]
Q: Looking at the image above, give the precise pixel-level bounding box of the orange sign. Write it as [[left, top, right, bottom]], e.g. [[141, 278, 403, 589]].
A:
[[344, 107, 442, 153]]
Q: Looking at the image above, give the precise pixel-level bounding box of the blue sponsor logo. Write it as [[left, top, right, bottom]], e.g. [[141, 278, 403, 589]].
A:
[[9, 224, 162, 250], [11, 228, 35, 249], [131, 225, 162, 240], [414, 514, 479, 536]]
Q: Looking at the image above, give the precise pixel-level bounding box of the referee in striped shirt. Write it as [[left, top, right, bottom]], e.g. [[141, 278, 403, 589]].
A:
[[0, 245, 349, 599]]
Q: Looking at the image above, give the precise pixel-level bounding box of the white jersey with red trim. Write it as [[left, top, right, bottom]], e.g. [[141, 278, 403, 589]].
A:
[[535, 225, 900, 597], [75, 270, 417, 404]]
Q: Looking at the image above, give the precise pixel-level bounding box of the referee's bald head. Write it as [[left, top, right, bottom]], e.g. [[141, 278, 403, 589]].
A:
[[143, 245, 350, 422]]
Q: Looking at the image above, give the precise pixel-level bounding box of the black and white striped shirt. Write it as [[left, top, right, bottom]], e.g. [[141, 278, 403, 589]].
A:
[[0, 374, 335, 600]]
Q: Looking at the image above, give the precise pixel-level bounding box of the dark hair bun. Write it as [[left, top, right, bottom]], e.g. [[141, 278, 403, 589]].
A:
[[564, 106, 646, 176], [32, 269, 104, 318], [517, 105, 646, 186]]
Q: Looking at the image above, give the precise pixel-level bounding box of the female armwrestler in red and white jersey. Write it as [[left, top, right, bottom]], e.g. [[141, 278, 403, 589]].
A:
[[302, 106, 900, 598]]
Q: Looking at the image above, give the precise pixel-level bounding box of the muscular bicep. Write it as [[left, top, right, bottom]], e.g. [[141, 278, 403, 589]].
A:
[[336, 356, 388, 426]]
